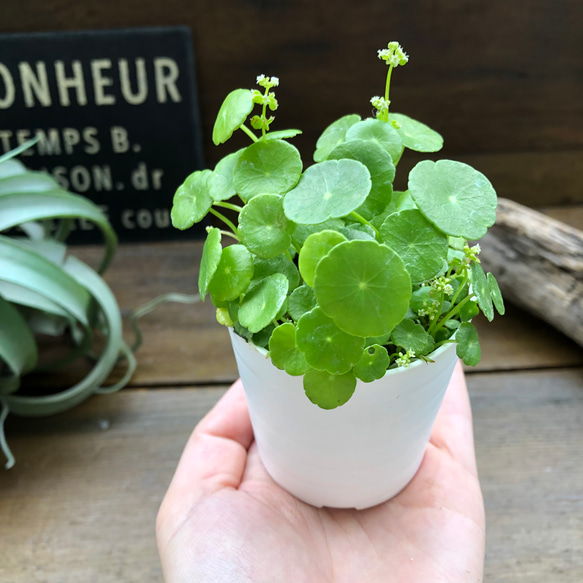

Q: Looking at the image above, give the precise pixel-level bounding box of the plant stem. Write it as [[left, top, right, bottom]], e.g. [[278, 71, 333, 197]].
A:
[[220, 230, 240, 242], [209, 208, 239, 236], [240, 124, 259, 143], [431, 295, 473, 338], [214, 201, 243, 213], [349, 211, 380, 238], [383, 65, 394, 122]]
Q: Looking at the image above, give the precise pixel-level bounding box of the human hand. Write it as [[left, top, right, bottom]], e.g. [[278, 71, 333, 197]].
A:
[[156, 362, 485, 582]]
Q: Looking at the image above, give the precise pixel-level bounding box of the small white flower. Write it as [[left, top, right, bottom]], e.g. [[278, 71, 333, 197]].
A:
[[256, 74, 266, 85]]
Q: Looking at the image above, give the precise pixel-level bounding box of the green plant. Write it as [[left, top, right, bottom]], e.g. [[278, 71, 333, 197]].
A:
[[0, 141, 136, 468], [171, 42, 505, 409]]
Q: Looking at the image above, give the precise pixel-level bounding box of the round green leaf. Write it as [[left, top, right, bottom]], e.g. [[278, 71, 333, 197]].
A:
[[353, 344, 390, 382], [171, 169, 213, 230], [233, 140, 302, 201], [288, 284, 317, 321], [252, 254, 300, 291], [345, 118, 403, 164], [327, 139, 395, 219], [314, 240, 412, 338], [470, 262, 494, 322], [268, 323, 310, 376], [391, 318, 434, 354], [298, 230, 347, 287], [212, 88, 254, 145], [296, 307, 364, 374], [313, 114, 361, 162], [456, 322, 481, 366], [408, 160, 497, 240], [208, 149, 244, 202], [379, 209, 448, 283], [303, 369, 356, 410], [238, 273, 289, 333], [207, 244, 254, 302], [198, 227, 222, 301], [389, 113, 443, 153], [239, 194, 295, 258], [283, 159, 371, 225], [459, 299, 479, 322], [487, 272, 505, 315]]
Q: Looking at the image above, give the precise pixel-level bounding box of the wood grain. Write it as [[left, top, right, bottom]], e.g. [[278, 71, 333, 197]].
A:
[[480, 198, 583, 348], [0, 0, 581, 206], [2, 368, 583, 582]]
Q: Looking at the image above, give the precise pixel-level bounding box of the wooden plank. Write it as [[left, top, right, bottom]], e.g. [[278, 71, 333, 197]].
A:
[[470, 368, 583, 581], [0, 386, 226, 583], [2, 368, 583, 581]]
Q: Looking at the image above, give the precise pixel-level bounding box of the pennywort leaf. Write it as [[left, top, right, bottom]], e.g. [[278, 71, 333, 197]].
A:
[[345, 118, 403, 164], [313, 114, 361, 162], [408, 160, 497, 240], [268, 323, 310, 376], [456, 322, 481, 366], [353, 344, 390, 382], [298, 230, 347, 287], [391, 318, 434, 354], [239, 194, 295, 258], [283, 159, 371, 225], [303, 369, 357, 409], [296, 307, 364, 374], [487, 272, 505, 315], [212, 88, 254, 145], [208, 149, 244, 202], [238, 273, 289, 333], [327, 139, 395, 219], [314, 240, 411, 337], [233, 140, 302, 201], [389, 112, 443, 152], [287, 284, 317, 321], [380, 209, 448, 283], [198, 227, 222, 301], [208, 244, 254, 302], [470, 262, 494, 322], [171, 170, 213, 230]]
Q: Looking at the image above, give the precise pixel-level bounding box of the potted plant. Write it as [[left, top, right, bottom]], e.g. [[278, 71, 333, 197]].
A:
[[171, 42, 504, 509]]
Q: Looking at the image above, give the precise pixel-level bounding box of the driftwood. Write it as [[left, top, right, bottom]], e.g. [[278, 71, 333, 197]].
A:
[[479, 198, 583, 348]]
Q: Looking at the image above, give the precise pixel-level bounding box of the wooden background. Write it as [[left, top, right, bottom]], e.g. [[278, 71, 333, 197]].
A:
[[1, 0, 581, 208]]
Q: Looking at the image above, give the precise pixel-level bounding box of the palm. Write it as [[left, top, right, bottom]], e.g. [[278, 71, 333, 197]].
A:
[[157, 363, 485, 583]]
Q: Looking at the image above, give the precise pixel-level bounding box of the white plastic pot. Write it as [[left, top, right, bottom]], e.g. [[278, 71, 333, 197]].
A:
[[229, 328, 458, 509]]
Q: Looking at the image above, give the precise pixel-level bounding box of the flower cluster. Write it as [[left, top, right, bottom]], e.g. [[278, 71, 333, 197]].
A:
[[370, 96, 390, 118], [251, 74, 279, 133], [377, 42, 409, 68], [396, 349, 415, 368], [431, 275, 454, 296]]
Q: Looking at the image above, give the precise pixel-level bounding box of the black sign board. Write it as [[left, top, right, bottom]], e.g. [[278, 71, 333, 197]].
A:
[[0, 27, 205, 242]]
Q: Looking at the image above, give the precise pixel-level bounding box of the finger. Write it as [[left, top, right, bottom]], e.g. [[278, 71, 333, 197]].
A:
[[166, 379, 254, 501], [430, 361, 478, 476]]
